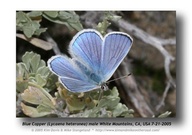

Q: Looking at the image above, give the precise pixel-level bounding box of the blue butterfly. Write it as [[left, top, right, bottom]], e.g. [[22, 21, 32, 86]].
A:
[[48, 29, 133, 93]]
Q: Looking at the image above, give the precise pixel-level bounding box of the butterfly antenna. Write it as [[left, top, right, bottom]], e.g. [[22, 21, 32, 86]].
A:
[[106, 73, 131, 84]]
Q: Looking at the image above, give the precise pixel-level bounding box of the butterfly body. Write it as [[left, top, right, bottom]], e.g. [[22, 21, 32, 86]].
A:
[[48, 29, 133, 93]]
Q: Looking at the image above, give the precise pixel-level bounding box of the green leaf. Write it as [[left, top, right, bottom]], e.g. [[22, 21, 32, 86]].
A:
[[42, 11, 83, 31], [85, 97, 96, 109], [45, 73, 57, 92], [158, 111, 172, 118], [30, 53, 41, 73], [96, 12, 121, 36], [35, 74, 47, 87], [66, 95, 85, 112], [109, 87, 119, 97], [21, 86, 55, 108], [39, 60, 46, 68], [21, 52, 34, 70], [22, 21, 41, 38], [108, 15, 121, 22], [34, 28, 47, 36], [43, 11, 58, 18], [97, 97, 120, 109], [16, 81, 28, 93], [21, 52, 46, 72], [69, 22, 83, 31], [16, 11, 29, 24], [22, 25, 36, 38], [96, 20, 111, 36], [36, 66, 50, 78], [37, 104, 53, 113], [27, 11, 42, 18], [112, 103, 128, 117], [16, 11, 46, 38], [16, 63, 29, 92], [58, 11, 73, 20], [28, 76, 36, 83], [21, 102, 52, 117], [19, 51, 57, 92], [16, 63, 28, 80], [105, 11, 122, 22], [31, 21, 40, 29]]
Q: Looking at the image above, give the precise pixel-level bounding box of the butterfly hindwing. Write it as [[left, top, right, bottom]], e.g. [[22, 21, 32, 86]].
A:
[[59, 77, 99, 93], [48, 56, 98, 92], [101, 32, 133, 81]]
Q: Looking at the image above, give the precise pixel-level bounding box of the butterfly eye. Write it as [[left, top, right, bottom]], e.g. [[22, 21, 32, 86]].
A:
[[101, 84, 108, 91]]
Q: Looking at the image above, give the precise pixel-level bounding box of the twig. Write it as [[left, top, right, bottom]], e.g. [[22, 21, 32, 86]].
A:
[[159, 38, 176, 46], [80, 11, 102, 28], [114, 59, 154, 117], [16, 93, 22, 116], [42, 32, 62, 55], [156, 82, 171, 111]]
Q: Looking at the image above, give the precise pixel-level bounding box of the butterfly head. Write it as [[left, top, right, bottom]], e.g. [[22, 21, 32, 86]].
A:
[[100, 83, 108, 91]]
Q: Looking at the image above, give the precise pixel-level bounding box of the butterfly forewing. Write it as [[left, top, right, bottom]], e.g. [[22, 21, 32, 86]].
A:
[[70, 29, 103, 73]]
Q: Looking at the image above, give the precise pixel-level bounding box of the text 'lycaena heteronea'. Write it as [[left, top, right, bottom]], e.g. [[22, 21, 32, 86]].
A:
[[48, 29, 133, 93]]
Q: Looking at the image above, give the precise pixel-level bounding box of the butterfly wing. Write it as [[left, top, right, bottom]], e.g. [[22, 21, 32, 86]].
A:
[[48, 30, 133, 92], [69, 29, 103, 73], [101, 32, 133, 81], [48, 56, 99, 92]]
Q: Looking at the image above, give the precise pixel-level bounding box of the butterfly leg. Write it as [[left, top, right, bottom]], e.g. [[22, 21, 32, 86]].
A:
[[97, 89, 104, 101]]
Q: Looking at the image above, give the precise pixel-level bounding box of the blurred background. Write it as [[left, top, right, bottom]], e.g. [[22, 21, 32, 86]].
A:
[[16, 11, 176, 117]]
